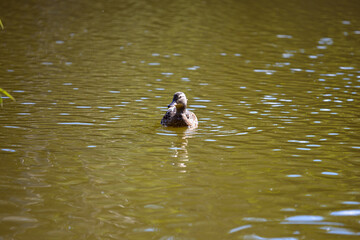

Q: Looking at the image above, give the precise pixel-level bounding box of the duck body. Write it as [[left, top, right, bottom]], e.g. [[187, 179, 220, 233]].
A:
[[161, 92, 198, 128]]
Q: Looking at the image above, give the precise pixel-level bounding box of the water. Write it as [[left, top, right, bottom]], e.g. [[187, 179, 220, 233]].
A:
[[0, 0, 360, 239]]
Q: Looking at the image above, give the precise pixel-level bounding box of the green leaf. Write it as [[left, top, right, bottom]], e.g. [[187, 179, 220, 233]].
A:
[[0, 88, 15, 101], [0, 19, 4, 30]]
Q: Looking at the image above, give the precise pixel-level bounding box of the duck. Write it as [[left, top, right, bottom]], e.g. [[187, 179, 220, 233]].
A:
[[161, 92, 198, 128]]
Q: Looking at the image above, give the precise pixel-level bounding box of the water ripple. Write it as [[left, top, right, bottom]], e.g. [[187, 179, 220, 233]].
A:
[[330, 209, 360, 216]]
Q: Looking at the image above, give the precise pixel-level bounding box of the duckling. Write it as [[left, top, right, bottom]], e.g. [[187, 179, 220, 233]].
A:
[[161, 92, 198, 128]]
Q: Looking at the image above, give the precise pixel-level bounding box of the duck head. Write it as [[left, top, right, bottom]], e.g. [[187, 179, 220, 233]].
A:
[[168, 92, 188, 110]]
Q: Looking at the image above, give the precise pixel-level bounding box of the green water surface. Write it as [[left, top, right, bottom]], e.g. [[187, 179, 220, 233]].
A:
[[0, 0, 359, 239]]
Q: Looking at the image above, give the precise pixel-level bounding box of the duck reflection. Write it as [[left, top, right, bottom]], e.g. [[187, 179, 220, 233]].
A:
[[168, 127, 197, 171]]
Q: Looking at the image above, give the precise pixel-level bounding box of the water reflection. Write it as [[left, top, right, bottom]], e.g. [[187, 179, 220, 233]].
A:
[[158, 127, 198, 170], [1, 0, 360, 239]]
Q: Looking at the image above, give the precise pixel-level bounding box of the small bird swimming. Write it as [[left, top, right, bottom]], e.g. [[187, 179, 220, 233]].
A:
[[161, 92, 198, 128]]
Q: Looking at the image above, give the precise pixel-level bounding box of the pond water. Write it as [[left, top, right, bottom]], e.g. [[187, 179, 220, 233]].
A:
[[0, 0, 360, 239]]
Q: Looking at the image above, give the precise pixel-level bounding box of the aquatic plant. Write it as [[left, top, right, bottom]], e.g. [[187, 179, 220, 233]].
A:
[[0, 88, 15, 107]]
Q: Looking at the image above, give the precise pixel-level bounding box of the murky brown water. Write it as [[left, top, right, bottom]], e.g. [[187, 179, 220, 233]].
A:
[[1, 0, 360, 239]]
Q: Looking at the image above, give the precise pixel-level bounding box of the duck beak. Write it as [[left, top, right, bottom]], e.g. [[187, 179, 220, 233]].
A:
[[168, 100, 176, 108]]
